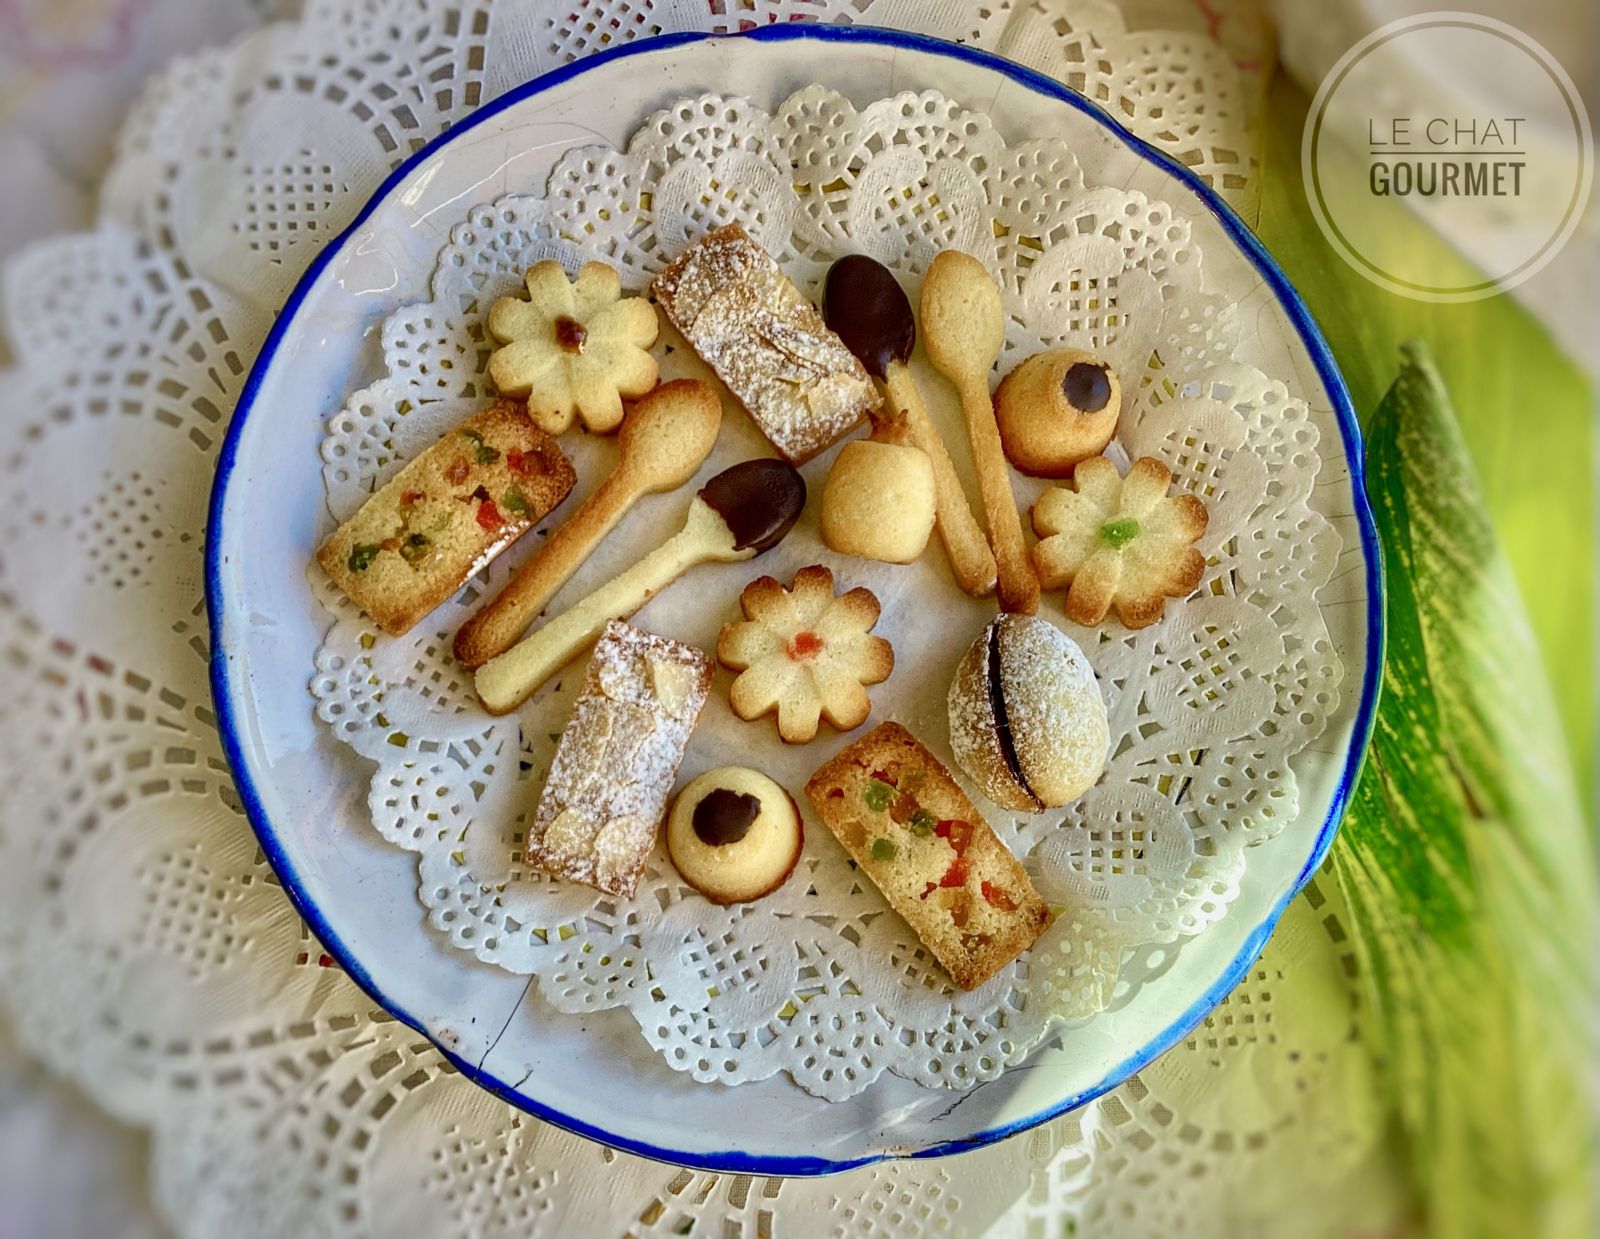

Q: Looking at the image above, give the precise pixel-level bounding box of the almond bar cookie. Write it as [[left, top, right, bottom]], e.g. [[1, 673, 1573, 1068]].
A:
[[527, 621, 713, 899], [653, 223, 880, 463]]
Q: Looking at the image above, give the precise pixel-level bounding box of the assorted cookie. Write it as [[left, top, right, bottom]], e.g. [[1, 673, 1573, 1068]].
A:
[[995, 348, 1122, 478], [488, 260, 660, 435], [1032, 455, 1208, 628], [654, 223, 880, 464], [948, 615, 1110, 813], [820, 439, 936, 565], [717, 565, 893, 745], [527, 621, 712, 899], [316, 400, 575, 636], [321, 229, 1232, 990], [805, 722, 1053, 990], [667, 767, 803, 905]]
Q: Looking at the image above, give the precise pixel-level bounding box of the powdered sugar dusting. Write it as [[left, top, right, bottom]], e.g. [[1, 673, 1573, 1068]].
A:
[[946, 622, 1018, 808], [996, 616, 1110, 803], [528, 621, 713, 898], [653, 223, 880, 462]]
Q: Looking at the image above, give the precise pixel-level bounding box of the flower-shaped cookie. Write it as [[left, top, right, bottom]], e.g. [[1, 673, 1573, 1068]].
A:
[[487, 260, 660, 435], [1031, 455, 1208, 629], [717, 565, 894, 744]]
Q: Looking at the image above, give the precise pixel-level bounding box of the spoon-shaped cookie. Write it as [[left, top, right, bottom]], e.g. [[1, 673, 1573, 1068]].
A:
[[921, 250, 1040, 614], [475, 459, 805, 715], [823, 256, 998, 598], [455, 380, 723, 668]]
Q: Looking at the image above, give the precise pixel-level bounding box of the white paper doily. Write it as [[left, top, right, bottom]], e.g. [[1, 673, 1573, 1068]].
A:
[[0, 1, 1407, 1235], [309, 84, 1342, 1100]]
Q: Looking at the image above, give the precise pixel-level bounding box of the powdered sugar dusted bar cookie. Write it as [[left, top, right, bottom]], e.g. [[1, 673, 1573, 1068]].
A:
[[528, 621, 713, 898], [653, 223, 882, 464]]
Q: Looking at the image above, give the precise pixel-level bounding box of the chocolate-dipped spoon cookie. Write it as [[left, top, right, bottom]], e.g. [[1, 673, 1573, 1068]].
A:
[[824, 256, 997, 598], [475, 459, 805, 715]]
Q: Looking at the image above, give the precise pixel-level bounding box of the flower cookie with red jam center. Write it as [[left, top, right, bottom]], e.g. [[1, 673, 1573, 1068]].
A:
[[1031, 455, 1208, 629], [487, 259, 660, 436], [716, 565, 894, 744]]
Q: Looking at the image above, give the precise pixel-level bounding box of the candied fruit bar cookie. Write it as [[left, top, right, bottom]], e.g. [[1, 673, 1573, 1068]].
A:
[[805, 722, 1053, 990], [652, 223, 881, 464], [316, 400, 575, 636], [528, 621, 713, 898]]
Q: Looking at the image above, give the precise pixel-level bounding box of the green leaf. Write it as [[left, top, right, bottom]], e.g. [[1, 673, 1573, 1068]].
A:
[[1334, 341, 1594, 1238], [1256, 76, 1593, 791]]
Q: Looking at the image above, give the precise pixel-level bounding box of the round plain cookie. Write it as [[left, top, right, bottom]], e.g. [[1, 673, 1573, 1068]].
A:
[[820, 439, 937, 564], [993, 349, 1121, 478], [667, 768, 804, 904], [947, 614, 1110, 812]]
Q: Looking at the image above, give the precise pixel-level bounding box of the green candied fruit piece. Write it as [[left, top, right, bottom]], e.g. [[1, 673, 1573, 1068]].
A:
[[347, 543, 382, 572], [461, 428, 501, 465], [863, 780, 894, 812], [909, 809, 938, 837], [1099, 517, 1141, 548], [503, 486, 531, 516], [869, 838, 898, 863], [399, 533, 432, 564]]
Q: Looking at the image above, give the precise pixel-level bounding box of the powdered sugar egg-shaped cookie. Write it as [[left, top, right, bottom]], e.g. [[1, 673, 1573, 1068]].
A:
[[947, 614, 1110, 813]]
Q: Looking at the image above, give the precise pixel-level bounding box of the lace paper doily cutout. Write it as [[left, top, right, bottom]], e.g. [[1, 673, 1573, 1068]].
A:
[[501, 0, 1261, 220], [311, 86, 1342, 1100]]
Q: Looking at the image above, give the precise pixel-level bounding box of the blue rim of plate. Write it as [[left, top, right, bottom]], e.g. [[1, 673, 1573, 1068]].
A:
[[206, 22, 1385, 1177]]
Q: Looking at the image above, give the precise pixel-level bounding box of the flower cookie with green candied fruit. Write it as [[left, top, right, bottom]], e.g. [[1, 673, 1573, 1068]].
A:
[[1031, 455, 1208, 629], [487, 259, 659, 436], [716, 565, 893, 745]]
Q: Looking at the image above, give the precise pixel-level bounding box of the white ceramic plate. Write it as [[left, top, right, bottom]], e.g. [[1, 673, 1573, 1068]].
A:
[[208, 26, 1381, 1174]]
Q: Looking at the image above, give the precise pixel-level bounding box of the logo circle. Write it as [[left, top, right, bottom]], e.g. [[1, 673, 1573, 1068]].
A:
[[1303, 12, 1592, 303]]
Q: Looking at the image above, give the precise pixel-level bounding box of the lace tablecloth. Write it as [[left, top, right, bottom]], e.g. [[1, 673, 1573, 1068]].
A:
[[0, 1, 1410, 1234]]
